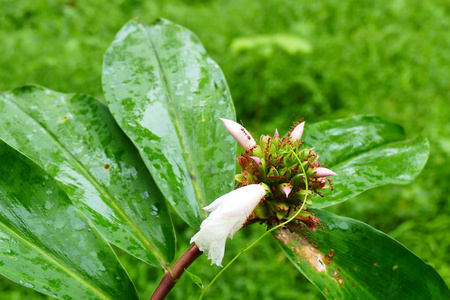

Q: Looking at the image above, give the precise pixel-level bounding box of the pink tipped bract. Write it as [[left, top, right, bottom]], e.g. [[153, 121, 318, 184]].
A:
[[290, 121, 305, 141], [220, 118, 256, 151], [282, 186, 292, 198], [315, 167, 337, 177], [250, 156, 261, 166], [274, 128, 280, 138]]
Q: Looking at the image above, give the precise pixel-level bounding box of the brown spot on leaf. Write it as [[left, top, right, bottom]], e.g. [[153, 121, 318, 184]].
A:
[[332, 270, 345, 286], [326, 249, 335, 260], [275, 227, 331, 273], [103, 163, 111, 171], [393, 265, 398, 270]]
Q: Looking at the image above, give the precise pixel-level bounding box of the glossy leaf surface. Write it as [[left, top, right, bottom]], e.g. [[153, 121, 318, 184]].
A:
[[274, 209, 450, 300], [304, 116, 405, 167], [103, 19, 236, 228], [0, 85, 175, 268], [0, 141, 138, 300], [303, 116, 429, 208]]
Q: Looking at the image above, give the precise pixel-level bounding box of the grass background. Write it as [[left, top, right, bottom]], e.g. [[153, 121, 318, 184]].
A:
[[1, 0, 449, 299]]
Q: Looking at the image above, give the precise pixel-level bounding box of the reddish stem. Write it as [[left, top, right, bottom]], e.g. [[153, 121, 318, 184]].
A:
[[150, 244, 203, 300]]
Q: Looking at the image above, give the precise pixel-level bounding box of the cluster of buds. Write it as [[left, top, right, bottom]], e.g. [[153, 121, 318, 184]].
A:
[[191, 118, 336, 266], [228, 119, 336, 228]]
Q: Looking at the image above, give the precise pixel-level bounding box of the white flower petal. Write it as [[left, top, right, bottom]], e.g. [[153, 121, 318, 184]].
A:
[[202, 194, 227, 212], [190, 184, 266, 266], [215, 185, 266, 217]]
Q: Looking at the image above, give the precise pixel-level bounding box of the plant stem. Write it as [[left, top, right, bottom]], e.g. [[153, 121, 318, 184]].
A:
[[150, 244, 203, 300]]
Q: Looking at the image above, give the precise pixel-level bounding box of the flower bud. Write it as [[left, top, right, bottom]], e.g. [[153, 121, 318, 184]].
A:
[[315, 167, 337, 177], [267, 166, 279, 177], [260, 135, 270, 149], [274, 129, 280, 138], [281, 185, 292, 198], [290, 121, 305, 141], [220, 118, 256, 151], [275, 203, 289, 220]]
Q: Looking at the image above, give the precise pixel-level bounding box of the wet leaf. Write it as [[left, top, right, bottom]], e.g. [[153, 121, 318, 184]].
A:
[[103, 19, 236, 228], [304, 116, 405, 167], [304, 116, 429, 208], [318, 137, 429, 207], [0, 141, 138, 299], [274, 209, 450, 300], [0, 85, 175, 268]]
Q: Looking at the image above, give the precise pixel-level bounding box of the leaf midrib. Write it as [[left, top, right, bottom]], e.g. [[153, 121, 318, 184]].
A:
[[4, 95, 165, 268], [140, 23, 205, 214], [0, 221, 111, 300]]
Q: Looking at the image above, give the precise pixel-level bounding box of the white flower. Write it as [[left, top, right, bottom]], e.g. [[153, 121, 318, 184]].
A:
[[290, 121, 305, 141], [220, 118, 256, 151], [190, 184, 266, 266]]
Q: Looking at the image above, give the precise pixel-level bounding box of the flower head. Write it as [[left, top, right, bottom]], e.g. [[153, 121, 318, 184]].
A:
[[229, 119, 336, 227], [192, 119, 337, 266], [190, 184, 266, 266]]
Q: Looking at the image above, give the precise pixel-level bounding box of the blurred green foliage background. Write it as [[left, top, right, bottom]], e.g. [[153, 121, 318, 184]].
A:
[[1, 0, 449, 299]]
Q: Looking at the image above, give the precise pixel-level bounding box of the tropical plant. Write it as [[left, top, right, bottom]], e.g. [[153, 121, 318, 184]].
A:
[[0, 18, 448, 300]]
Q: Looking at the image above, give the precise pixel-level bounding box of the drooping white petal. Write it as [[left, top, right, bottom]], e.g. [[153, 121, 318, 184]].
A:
[[202, 196, 226, 212], [315, 167, 337, 177], [216, 184, 266, 217], [290, 121, 305, 141], [220, 118, 256, 151], [190, 184, 266, 266]]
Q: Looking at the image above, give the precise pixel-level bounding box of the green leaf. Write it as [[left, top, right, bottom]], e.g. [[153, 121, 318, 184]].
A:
[[184, 269, 204, 290], [103, 19, 236, 228], [274, 209, 450, 299], [304, 116, 429, 208], [0, 140, 138, 300], [0, 85, 175, 268], [305, 116, 405, 167], [318, 137, 429, 207]]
